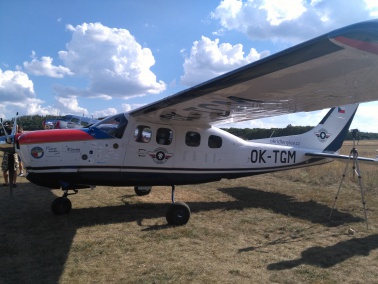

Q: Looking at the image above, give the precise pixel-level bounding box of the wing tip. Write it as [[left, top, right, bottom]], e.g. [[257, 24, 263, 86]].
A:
[[329, 19, 378, 55]]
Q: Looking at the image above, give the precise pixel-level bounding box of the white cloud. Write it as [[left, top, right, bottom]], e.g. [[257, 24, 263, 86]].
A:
[[53, 85, 112, 100], [121, 103, 145, 112], [54, 95, 88, 115], [58, 22, 166, 98], [0, 69, 35, 101], [212, 0, 376, 43], [90, 103, 144, 118], [25, 95, 93, 117], [364, 0, 378, 16], [181, 36, 269, 86], [260, 0, 306, 26], [0, 69, 64, 117], [350, 102, 378, 133], [25, 102, 60, 116], [23, 52, 73, 78], [92, 108, 118, 118]]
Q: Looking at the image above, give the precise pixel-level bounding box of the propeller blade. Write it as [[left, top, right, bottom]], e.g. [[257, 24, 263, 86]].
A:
[[0, 113, 19, 154]]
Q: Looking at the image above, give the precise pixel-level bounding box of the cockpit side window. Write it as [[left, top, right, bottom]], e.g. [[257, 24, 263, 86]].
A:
[[94, 114, 128, 138], [156, 128, 173, 145], [134, 125, 152, 143], [70, 117, 80, 123]]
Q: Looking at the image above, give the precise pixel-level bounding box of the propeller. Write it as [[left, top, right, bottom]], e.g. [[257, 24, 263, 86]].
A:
[[0, 113, 18, 154], [0, 113, 19, 196]]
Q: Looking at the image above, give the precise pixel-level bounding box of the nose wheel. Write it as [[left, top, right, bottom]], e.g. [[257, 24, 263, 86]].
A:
[[51, 189, 77, 215], [134, 186, 152, 196], [51, 197, 72, 215], [165, 185, 191, 226]]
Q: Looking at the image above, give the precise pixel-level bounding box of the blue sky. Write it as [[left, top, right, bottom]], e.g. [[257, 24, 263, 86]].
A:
[[1, 0, 378, 131]]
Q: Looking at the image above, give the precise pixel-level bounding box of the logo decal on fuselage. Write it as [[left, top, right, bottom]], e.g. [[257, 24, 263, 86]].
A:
[[31, 146, 44, 159], [315, 128, 331, 142], [148, 148, 173, 164]]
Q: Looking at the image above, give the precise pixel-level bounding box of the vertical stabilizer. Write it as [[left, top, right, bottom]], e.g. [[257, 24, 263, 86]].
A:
[[254, 104, 358, 152]]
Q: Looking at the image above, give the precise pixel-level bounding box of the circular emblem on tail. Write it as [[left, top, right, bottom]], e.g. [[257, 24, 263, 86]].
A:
[[315, 128, 331, 142]]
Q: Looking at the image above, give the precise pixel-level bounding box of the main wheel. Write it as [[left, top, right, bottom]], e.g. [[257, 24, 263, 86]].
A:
[[51, 197, 72, 215], [134, 186, 152, 196], [166, 202, 191, 226]]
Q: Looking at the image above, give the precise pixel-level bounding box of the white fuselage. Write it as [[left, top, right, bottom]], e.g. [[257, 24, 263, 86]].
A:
[[16, 115, 328, 189]]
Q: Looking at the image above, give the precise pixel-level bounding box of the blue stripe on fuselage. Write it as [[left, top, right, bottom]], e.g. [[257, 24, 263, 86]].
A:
[[81, 128, 115, 139]]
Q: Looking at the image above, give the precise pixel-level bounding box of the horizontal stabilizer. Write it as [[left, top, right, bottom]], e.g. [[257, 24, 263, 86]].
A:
[[305, 152, 378, 163]]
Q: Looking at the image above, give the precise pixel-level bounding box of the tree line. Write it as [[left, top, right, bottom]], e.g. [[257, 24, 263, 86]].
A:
[[6, 115, 58, 131]]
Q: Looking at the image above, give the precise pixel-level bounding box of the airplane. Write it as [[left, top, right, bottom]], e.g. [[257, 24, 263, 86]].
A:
[[2, 20, 378, 226], [42, 114, 99, 129]]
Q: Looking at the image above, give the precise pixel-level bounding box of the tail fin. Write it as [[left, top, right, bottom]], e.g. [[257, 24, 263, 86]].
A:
[[300, 104, 358, 152], [255, 104, 358, 152]]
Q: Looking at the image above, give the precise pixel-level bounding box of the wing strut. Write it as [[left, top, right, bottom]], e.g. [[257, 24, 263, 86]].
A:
[[329, 129, 369, 229]]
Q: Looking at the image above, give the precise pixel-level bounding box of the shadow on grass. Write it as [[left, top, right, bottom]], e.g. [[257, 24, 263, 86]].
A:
[[61, 187, 361, 230], [267, 234, 378, 269], [218, 187, 363, 226], [0, 185, 364, 283]]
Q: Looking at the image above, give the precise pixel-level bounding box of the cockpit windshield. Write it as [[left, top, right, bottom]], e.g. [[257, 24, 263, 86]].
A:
[[92, 114, 128, 138]]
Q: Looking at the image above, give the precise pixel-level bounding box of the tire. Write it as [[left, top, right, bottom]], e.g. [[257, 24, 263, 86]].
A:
[[51, 197, 72, 215], [166, 202, 191, 226], [134, 186, 152, 196]]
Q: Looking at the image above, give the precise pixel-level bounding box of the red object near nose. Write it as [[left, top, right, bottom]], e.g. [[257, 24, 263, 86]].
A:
[[17, 129, 95, 145]]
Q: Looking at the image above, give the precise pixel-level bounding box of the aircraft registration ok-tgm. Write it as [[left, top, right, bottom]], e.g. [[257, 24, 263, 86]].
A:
[[3, 20, 378, 225]]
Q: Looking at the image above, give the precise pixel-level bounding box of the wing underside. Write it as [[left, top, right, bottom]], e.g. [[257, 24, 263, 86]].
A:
[[130, 20, 378, 126]]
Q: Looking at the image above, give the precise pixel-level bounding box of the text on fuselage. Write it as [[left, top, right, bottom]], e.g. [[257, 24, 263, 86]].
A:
[[250, 150, 296, 164]]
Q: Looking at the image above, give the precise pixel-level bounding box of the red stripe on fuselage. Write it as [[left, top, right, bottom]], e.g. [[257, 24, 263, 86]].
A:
[[334, 36, 378, 55], [17, 129, 95, 144]]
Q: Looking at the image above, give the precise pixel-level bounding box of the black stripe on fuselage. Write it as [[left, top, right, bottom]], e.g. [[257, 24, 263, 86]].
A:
[[26, 158, 326, 188]]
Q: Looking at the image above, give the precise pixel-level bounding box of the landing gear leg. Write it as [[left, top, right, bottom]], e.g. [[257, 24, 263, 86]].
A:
[[166, 185, 191, 226], [51, 189, 77, 215]]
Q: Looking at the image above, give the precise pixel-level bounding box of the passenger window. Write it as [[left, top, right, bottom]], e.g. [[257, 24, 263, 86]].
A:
[[71, 118, 80, 123], [81, 121, 89, 126], [208, 135, 222, 148], [156, 128, 172, 145], [186, 132, 201, 147], [134, 125, 152, 143]]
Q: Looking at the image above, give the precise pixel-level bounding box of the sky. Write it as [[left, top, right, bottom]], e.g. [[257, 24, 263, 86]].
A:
[[1, 0, 378, 131]]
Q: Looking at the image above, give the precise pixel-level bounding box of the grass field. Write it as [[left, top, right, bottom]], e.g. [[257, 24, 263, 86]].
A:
[[1, 141, 378, 283]]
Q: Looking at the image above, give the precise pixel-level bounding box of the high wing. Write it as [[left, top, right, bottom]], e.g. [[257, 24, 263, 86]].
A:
[[130, 20, 378, 126]]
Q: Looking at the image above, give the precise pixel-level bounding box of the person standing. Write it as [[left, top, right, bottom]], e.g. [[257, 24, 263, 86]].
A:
[[2, 152, 18, 187]]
